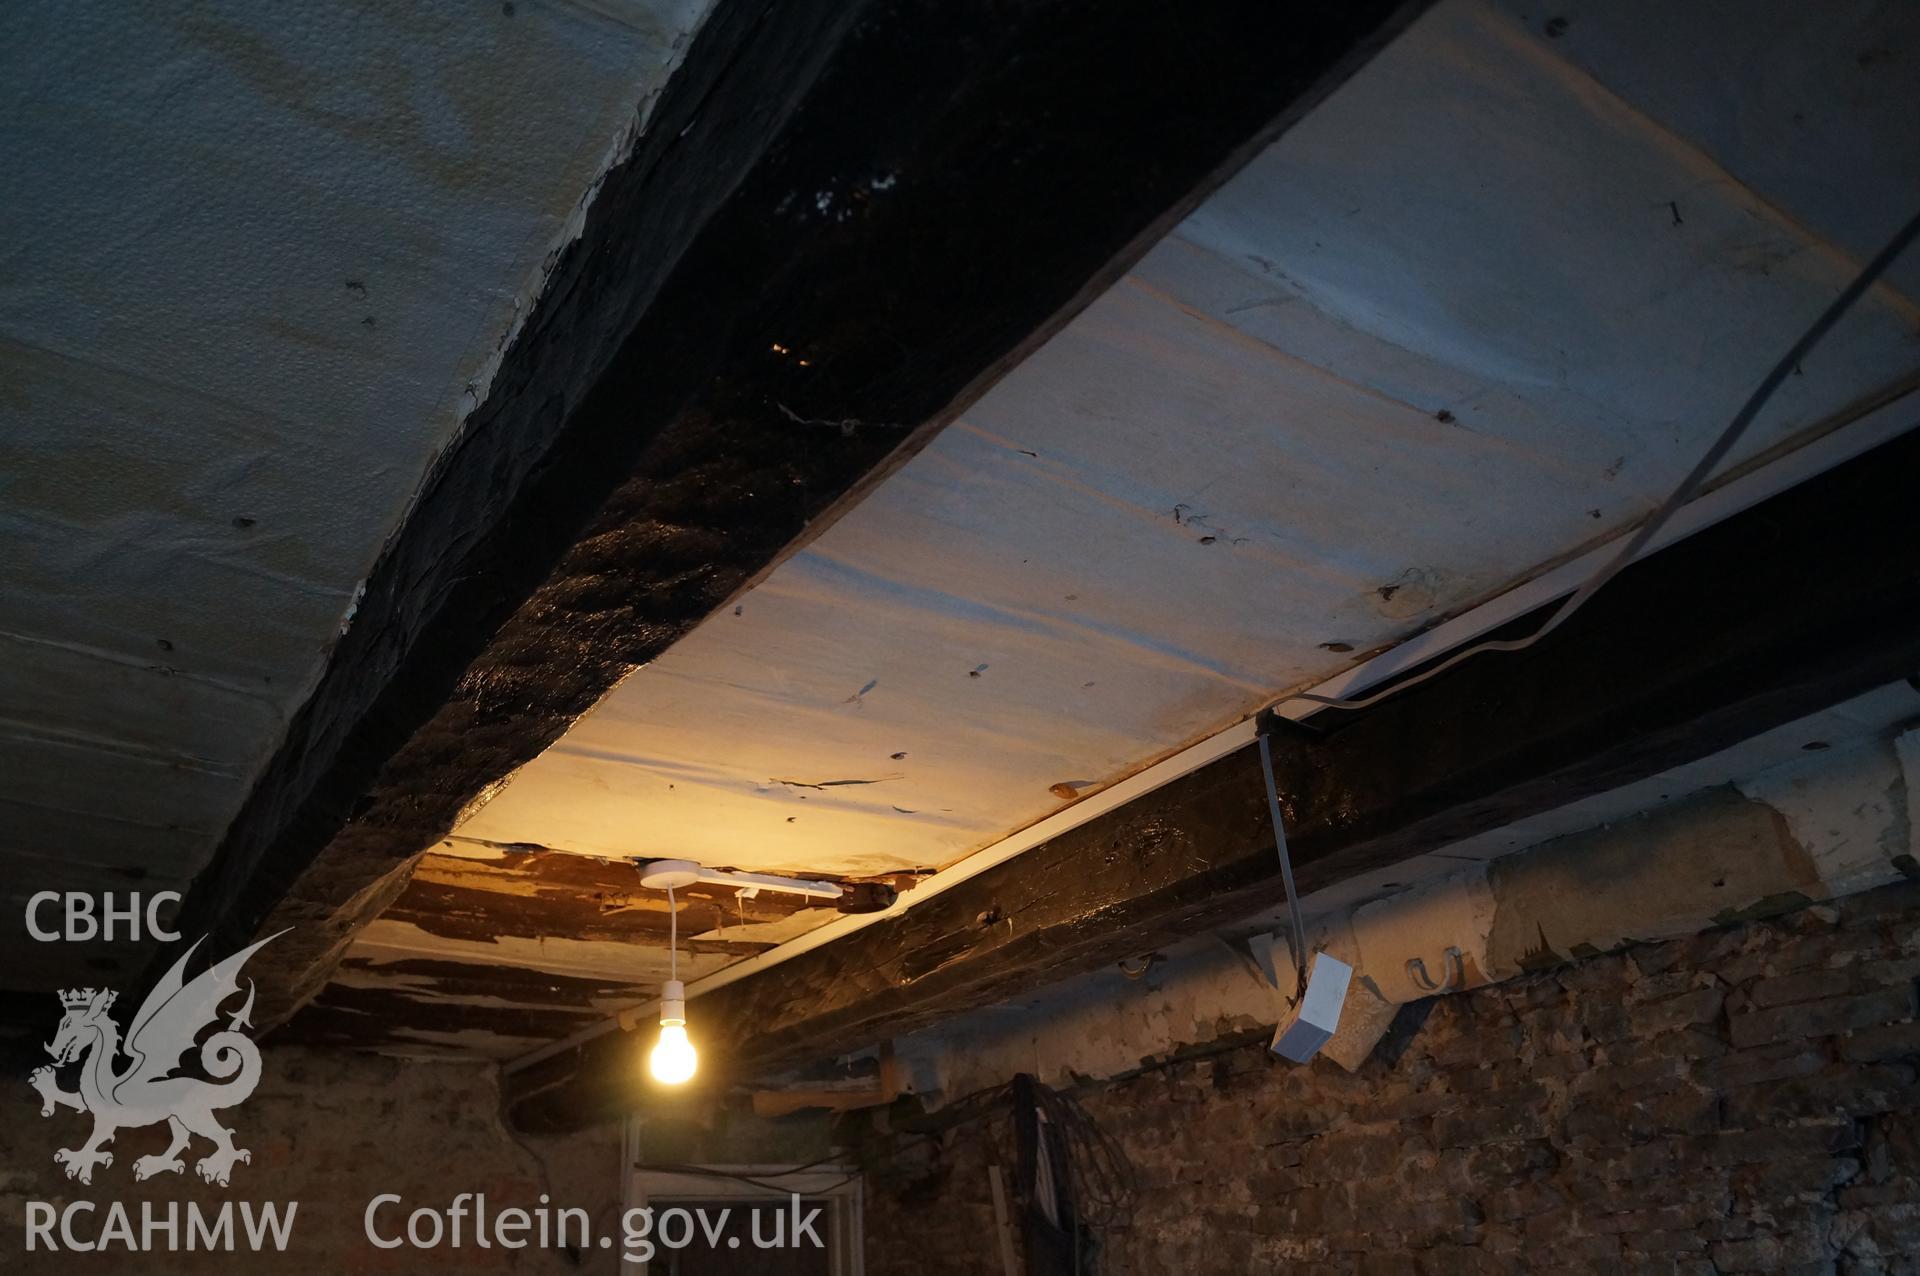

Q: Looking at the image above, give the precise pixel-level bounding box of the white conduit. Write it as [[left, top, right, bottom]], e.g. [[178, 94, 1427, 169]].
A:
[[506, 389, 1918, 1075]]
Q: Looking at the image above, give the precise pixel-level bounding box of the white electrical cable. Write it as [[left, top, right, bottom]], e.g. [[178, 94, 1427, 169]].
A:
[[509, 209, 1920, 1080], [1275, 206, 1920, 717], [666, 882, 678, 984], [1257, 732, 1309, 1000]]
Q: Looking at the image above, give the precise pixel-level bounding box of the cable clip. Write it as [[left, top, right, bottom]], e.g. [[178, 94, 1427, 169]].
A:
[[1406, 947, 1464, 993]]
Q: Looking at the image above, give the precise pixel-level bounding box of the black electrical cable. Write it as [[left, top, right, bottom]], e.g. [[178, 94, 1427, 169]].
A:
[[1031, 1081, 1136, 1236], [632, 1162, 865, 1194], [628, 1081, 1019, 1198], [1272, 205, 1920, 717]]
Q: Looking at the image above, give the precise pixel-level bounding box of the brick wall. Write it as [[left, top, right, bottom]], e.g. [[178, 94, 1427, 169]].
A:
[[0, 1046, 623, 1273], [866, 879, 1920, 1275]]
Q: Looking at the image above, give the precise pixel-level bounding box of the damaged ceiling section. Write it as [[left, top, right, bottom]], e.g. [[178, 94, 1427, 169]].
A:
[[283, 842, 921, 1059]]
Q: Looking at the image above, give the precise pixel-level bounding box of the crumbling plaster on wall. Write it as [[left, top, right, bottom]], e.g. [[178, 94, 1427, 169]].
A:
[[899, 725, 1918, 1103], [866, 875, 1920, 1274], [1740, 732, 1917, 896]]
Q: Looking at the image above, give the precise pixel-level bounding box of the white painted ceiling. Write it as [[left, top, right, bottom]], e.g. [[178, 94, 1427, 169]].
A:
[[5, 0, 1912, 1056], [0, 0, 712, 980], [453, 0, 1920, 893]]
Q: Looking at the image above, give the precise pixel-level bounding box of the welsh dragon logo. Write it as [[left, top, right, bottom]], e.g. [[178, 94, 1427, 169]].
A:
[[28, 932, 282, 1187]]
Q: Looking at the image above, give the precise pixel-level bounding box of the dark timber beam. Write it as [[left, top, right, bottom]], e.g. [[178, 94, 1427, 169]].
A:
[[506, 423, 1920, 1132], [164, 0, 1428, 1020]]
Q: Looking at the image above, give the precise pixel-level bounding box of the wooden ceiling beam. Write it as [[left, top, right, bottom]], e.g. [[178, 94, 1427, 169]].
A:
[[506, 422, 1920, 1132], [160, 0, 1427, 1023]]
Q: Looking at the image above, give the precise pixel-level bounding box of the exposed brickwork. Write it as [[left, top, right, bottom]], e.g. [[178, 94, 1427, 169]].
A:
[[867, 880, 1920, 1274]]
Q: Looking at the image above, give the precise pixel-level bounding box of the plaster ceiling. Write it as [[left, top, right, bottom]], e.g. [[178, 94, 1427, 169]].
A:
[[0, 0, 713, 990], [454, 0, 1920, 879], [319, 0, 1920, 1055]]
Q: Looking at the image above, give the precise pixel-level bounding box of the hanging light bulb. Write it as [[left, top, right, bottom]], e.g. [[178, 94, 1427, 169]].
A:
[[650, 979, 697, 1084], [647, 881, 697, 1084]]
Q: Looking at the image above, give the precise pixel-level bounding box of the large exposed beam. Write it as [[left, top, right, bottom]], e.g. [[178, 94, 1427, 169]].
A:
[[506, 422, 1920, 1131], [165, 0, 1427, 1019]]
